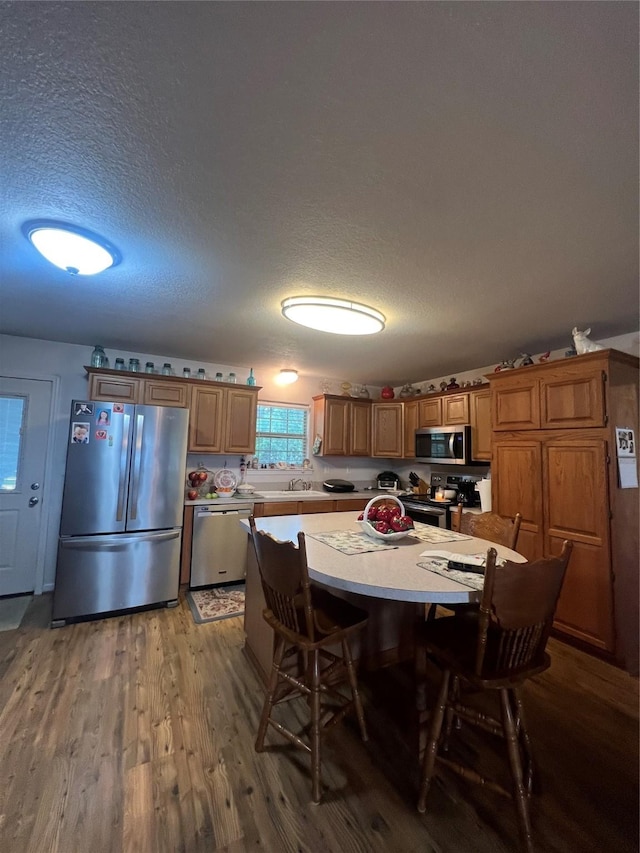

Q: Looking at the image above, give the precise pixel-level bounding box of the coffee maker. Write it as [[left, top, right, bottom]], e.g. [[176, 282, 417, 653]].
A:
[[456, 478, 480, 506]]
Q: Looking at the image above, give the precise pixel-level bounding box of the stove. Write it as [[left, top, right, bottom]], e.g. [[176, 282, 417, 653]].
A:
[[401, 474, 481, 529]]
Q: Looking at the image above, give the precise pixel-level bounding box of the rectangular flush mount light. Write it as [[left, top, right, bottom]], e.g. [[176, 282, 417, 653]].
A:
[[281, 296, 385, 335]]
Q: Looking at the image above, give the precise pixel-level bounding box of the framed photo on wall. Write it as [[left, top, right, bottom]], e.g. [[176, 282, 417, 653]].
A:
[[615, 427, 636, 457]]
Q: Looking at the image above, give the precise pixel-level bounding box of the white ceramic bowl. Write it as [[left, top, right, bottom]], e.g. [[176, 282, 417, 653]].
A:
[[215, 489, 236, 499], [236, 484, 255, 494], [358, 520, 413, 542], [358, 494, 414, 542]]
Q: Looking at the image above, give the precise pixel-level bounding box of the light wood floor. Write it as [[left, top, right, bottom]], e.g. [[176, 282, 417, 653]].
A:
[[0, 593, 637, 853]]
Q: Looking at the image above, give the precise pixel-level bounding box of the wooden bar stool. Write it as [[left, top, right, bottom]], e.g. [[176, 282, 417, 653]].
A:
[[417, 541, 573, 853], [248, 516, 369, 804]]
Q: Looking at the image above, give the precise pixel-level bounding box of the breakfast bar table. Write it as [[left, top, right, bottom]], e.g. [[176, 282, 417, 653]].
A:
[[241, 511, 524, 680]]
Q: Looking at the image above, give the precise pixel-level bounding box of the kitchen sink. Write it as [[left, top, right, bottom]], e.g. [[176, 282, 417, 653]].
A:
[[254, 490, 329, 499]]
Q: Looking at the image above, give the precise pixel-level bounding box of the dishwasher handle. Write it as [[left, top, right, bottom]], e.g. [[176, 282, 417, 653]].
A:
[[196, 507, 252, 518]]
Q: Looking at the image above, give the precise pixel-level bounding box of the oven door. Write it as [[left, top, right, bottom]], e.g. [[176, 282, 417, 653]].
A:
[[403, 503, 447, 529]]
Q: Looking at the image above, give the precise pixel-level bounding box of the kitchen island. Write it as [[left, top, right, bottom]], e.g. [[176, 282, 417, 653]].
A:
[[240, 510, 523, 682]]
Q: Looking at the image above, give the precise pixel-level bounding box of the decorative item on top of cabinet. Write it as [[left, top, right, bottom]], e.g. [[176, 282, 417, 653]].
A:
[[489, 348, 639, 674], [572, 327, 604, 355]]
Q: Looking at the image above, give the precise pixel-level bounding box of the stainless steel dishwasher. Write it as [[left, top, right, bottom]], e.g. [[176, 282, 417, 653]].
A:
[[190, 502, 254, 588]]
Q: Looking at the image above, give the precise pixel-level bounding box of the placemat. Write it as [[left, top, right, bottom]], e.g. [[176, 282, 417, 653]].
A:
[[308, 530, 399, 555], [417, 557, 485, 590], [409, 524, 473, 544]]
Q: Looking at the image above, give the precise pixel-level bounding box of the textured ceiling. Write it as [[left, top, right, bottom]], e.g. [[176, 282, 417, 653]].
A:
[[1, 1, 638, 385]]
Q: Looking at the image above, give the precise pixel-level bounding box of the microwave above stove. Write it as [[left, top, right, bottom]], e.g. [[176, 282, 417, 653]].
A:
[[415, 425, 481, 466]]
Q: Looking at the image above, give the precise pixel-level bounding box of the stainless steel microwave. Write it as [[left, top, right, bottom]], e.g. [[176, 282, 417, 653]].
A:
[[415, 425, 477, 465]]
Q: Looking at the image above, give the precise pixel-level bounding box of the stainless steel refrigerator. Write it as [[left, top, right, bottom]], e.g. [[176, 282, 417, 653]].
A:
[[52, 400, 189, 625]]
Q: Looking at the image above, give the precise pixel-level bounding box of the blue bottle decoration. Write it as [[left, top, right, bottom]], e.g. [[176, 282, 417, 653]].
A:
[[246, 368, 256, 386]]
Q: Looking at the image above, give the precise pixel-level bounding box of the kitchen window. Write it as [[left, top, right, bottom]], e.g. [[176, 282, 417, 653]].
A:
[[255, 403, 308, 466]]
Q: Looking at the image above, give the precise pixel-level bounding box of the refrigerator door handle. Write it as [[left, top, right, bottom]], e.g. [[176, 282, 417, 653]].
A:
[[116, 413, 131, 521], [60, 529, 181, 549], [130, 413, 144, 519]]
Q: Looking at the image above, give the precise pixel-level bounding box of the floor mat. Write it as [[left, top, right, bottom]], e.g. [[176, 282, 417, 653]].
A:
[[0, 595, 32, 631], [187, 584, 245, 624]]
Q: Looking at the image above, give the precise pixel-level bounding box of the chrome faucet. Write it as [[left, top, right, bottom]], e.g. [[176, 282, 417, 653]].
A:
[[288, 477, 304, 491]]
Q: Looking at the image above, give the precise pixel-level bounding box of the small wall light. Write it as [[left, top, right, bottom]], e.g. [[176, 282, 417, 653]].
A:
[[22, 220, 121, 275], [276, 369, 299, 385], [281, 296, 385, 335]]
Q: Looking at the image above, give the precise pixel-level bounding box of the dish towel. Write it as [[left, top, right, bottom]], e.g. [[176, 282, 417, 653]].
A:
[[308, 530, 399, 555]]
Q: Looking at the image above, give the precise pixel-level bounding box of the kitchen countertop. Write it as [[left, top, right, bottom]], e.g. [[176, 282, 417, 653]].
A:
[[184, 491, 374, 506], [240, 511, 524, 603]]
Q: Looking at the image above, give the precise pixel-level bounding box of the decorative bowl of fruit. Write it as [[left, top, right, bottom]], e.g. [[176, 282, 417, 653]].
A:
[[357, 495, 415, 541]]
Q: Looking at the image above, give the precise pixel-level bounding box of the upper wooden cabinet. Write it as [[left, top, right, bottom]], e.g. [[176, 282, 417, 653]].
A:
[[87, 372, 142, 404], [417, 397, 442, 427], [142, 378, 190, 407], [372, 402, 403, 457], [312, 396, 371, 456], [402, 400, 419, 458], [490, 353, 609, 431], [469, 387, 492, 461], [224, 387, 259, 454], [86, 367, 260, 455], [417, 390, 472, 428], [190, 385, 258, 454]]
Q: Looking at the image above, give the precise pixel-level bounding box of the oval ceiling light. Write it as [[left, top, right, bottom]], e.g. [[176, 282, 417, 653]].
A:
[[276, 369, 299, 385], [22, 220, 121, 275], [281, 296, 385, 335]]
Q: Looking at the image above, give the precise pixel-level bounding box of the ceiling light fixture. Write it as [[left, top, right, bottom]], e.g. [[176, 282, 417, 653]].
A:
[[277, 369, 299, 385], [22, 220, 121, 275], [281, 296, 385, 335]]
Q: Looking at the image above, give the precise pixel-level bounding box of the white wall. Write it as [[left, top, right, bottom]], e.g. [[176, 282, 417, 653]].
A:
[[2, 329, 637, 592]]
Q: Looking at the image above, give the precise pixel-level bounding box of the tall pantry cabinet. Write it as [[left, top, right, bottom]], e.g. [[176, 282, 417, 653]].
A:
[[489, 350, 639, 674]]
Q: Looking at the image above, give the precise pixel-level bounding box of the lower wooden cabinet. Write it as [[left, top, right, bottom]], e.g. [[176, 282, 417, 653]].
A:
[[493, 432, 620, 660], [252, 497, 369, 518]]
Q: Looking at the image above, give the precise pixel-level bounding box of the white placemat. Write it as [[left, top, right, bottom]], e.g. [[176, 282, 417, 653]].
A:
[[409, 523, 473, 544], [308, 529, 399, 555], [416, 557, 485, 590]]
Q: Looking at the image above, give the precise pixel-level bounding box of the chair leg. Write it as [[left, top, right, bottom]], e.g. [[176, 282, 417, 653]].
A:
[[442, 674, 461, 750], [255, 634, 286, 752], [417, 668, 450, 813], [512, 688, 535, 795], [500, 688, 535, 853], [342, 638, 368, 742], [310, 649, 322, 803]]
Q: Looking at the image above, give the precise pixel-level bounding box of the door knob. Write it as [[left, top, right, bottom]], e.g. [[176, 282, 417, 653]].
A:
[[31, 482, 40, 490], [29, 496, 39, 507]]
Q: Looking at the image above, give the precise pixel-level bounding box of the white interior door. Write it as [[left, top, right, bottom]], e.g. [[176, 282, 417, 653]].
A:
[[0, 377, 52, 595]]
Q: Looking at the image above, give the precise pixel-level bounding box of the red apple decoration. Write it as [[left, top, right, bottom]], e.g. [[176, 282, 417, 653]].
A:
[[187, 489, 199, 500], [198, 471, 208, 482]]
